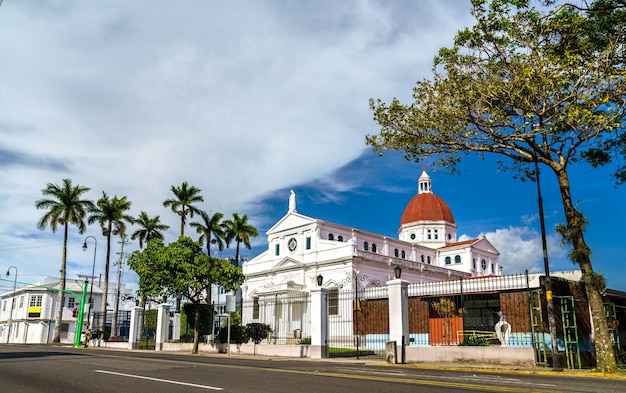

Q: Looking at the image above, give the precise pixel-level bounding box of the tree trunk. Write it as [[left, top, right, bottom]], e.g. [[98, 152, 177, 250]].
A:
[[192, 302, 201, 354], [101, 227, 112, 333], [52, 223, 69, 343], [555, 169, 617, 372]]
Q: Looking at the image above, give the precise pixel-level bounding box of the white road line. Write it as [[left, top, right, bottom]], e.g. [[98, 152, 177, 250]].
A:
[[95, 369, 223, 391]]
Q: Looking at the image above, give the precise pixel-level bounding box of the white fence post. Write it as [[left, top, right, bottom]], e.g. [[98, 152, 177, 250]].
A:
[[387, 279, 409, 363], [155, 303, 171, 351], [310, 287, 329, 358], [128, 306, 143, 350]]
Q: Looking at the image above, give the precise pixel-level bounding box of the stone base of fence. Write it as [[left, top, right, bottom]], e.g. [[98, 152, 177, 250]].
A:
[[405, 346, 535, 366], [157, 342, 314, 357]]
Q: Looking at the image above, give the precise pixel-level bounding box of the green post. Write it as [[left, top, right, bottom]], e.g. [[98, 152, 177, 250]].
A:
[[74, 281, 88, 348]]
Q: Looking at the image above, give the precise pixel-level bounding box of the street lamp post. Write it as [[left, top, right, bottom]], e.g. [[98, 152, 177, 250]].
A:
[[82, 236, 97, 330], [6, 266, 17, 343]]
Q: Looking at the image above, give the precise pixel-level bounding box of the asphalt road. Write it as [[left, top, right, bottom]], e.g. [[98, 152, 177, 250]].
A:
[[0, 344, 624, 393]]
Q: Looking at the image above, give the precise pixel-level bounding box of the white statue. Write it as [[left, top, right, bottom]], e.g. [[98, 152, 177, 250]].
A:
[[495, 311, 511, 347], [289, 190, 296, 212]]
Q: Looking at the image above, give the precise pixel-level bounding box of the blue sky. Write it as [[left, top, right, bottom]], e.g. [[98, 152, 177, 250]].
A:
[[1, 1, 624, 295]]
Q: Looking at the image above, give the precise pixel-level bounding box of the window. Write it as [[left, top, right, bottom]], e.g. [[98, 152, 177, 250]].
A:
[[337, 235, 343, 242], [30, 295, 42, 307], [363, 242, 369, 251], [445, 256, 451, 265], [328, 234, 334, 241], [68, 297, 76, 309], [473, 259, 477, 269], [371, 243, 377, 253], [427, 256, 431, 264], [253, 298, 260, 319], [427, 229, 432, 239], [2, 300, 5, 312], [394, 249, 399, 257], [434, 229, 439, 239], [448, 234, 452, 240], [421, 255, 425, 263], [19, 295, 24, 308], [306, 237, 311, 250], [329, 289, 339, 315], [454, 255, 461, 264], [491, 264, 495, 274], [481, 259, 487, 271], [410, 233, 416, 240], [275, 244, 280, 256], [401, 250, 406, 259]]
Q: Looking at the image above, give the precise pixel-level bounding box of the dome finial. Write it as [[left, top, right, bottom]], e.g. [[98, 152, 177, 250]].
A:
[[418, 169, 432, 194]]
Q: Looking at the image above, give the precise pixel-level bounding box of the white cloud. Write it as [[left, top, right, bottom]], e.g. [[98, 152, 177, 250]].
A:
[[459, 226, 569, 275]]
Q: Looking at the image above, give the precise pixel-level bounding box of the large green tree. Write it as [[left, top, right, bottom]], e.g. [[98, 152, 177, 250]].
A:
[[163, 181, 204, 237], [35, 178, 95, 343], [131, 211, 170, 249], [367, 0, 624, 372], [128, 236, 244, 354], [224, 213, 259, 267], [87, 192, 134, 331]]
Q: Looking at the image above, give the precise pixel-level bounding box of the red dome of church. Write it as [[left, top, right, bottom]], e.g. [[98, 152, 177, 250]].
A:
[[400, 170, 455, 226], [400, 193, 455, 225]]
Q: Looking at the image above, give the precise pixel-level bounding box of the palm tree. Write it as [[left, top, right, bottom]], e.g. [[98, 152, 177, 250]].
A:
[[163, 181, 204, 236], [224, 213, 259, 267], [35, 178, 95, 343], [87, 192, 134, 332], [190, 211, 226, 257], [131, 211, 170, 249], [190, 211, 226, 309]]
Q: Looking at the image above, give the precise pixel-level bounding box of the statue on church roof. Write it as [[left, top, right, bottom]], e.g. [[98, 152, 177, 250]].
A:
[[289, 190, 296, 212]]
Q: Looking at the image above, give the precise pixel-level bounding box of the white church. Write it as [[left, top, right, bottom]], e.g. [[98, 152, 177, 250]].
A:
[[242, 171, 501, 301]]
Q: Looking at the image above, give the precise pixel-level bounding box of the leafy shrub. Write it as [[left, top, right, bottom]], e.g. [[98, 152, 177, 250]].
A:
[[246, 323, 272, 344], [297, 337, 312, 345], [217, 324, 249, 344], [459, 335, 492, 346]]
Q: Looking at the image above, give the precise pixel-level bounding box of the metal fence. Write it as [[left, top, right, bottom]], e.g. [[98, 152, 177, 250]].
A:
[[240, 292, 311, 344], [92, 310, 132, 342]]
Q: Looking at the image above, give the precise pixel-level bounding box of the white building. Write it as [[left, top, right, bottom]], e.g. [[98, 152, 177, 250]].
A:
[[241, 171, 501, 336], [0, 278, 103, 344]]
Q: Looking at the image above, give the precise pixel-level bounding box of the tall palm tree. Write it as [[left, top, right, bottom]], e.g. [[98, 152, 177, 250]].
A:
[[131, 211, 170, 249], [87, 192, 134, 331], [224, 213, 259, 267], [190, 211, 226, 257], [35, 178, 95, 343], [163, 181, 204, 236]]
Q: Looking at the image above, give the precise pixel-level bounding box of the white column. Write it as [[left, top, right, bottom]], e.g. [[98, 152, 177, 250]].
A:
[[310, 287, 329, 358], [155, 303, 171, 351], [387, 279, 409, 363], [128, 306, 143, 350], [172, 312, 181, 341]]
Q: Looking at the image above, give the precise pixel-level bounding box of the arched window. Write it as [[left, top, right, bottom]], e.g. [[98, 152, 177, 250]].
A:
[[372, 243, 377, 253], [448, 233, 452, 240], [328, 234, 334, 241], [427, 256, 431, 264], [394, 249, 399, 257], [337, 235, 343, 242], [454, 255, 461, 264], [420, 255, 424, 263], [401, 250, 406, 259], [434, 229, 439, 239], [363, 241, 369, 251], [481, 259, 487, 271], [427, 229, 432, 240], [445, 256, 451, 265]]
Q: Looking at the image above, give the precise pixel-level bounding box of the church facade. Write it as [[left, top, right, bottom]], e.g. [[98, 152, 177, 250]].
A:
[[242, 171, 501, 302]]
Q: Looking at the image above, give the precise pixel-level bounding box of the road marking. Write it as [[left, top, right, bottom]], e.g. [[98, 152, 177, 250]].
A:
[[95, 370, 223, 390]]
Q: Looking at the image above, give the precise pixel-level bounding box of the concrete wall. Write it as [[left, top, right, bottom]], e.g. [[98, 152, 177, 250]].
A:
[[405, 346, 535, 366], [159, 342, 312, 358]]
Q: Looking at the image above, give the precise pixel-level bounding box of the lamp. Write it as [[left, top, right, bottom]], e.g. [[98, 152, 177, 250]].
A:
[[394, 265, 402, 279], [316, 274, 323, 287], [83, 236, 97, 330], [6, 266, 17, 343]]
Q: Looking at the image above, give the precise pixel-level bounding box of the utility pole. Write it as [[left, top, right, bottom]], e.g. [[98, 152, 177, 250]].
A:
[[111, 234, 130, 338]]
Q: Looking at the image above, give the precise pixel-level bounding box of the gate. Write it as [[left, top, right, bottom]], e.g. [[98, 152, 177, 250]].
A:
[[328, 287, 388, 359]]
